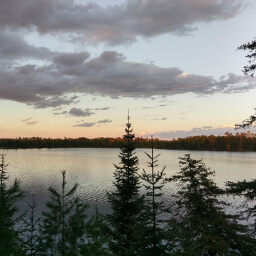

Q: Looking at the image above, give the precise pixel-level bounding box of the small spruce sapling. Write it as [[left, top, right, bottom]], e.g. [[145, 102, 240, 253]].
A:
[[39, 170, 88, 256], [81, 206, 112, 256], [140, 135, 169, 255], [20, 194, 41, 256]]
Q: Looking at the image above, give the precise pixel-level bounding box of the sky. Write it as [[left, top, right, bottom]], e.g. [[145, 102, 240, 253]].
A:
[[1, 0, 256, 140]]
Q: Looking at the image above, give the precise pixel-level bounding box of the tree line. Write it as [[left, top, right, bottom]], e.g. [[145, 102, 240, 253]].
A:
[[1, 131, 256, 151], [1, 117, 256, 255]]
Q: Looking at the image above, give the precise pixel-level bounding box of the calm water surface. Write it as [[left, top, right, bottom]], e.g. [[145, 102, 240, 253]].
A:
[[1, 148, 256, 215]]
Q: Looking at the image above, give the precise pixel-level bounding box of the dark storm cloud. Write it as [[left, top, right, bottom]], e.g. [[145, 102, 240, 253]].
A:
[[0, 50, 255, 108], [0, 0, 247, 45], [69, 108, 94, 117]]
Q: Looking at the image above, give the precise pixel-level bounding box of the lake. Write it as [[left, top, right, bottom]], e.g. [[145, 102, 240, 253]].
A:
[[1, 148, 256, 216]]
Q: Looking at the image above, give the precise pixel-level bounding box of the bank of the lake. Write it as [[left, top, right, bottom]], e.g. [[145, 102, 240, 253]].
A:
[[1, 132, 256, 151]]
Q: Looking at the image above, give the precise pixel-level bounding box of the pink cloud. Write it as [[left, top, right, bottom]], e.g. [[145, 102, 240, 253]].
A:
[[26, 121, 38, 125]]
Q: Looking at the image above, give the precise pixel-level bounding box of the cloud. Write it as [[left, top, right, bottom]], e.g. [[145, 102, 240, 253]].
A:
[[69, 108, 94, 117], [94, 107, 110, 111], [21, 117, 33, 122], [1, 49, 255, 109], [30, 95, 79, 109], [97, 119, 112, 124], [54, 111, 67, 115], [202, 126, 213, 130], [0, 48, 256, 109], [21, 117, 38, 125], [0, 30, 55, 60], [54, 107, 109, 116], [152, 125, 239, 139], [142, 104, 167, 110], [0, 0, 247, 45], [73, 118, 112, 127], [53, 52, 90, 66], [73, 122, 95, 127], [0, 0, 253, 110], [152, 117, 167, 121], [26, 121, 38, 125]]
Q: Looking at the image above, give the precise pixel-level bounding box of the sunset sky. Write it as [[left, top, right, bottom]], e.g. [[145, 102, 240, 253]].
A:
[[1, 0, 256, 139]]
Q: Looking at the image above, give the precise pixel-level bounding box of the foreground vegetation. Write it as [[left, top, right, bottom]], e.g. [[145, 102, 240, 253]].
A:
[[1, 131, 256, 151], [1, 118, 256, 255]]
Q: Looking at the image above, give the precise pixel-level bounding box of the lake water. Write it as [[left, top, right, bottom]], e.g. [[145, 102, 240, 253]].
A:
[[1, 148, 256, 216]]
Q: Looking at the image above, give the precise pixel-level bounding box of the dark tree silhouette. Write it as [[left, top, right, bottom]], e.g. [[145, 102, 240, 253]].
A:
[[238, 37, 256, 77], [82, 206, 113, 256], [20, 195, 41, 256], [235, 37, 256, 129], [227, 179, 256, 237], [235, 111, 256, 129], [107, 114, 147, 255], [140, 135, 169, 255], [0, 154, 24, 255], [169, 154, 255, 255], [39, 170, 88, 256]]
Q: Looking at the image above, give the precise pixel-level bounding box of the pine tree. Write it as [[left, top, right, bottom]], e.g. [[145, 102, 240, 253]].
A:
[[20, 195, 41, 256], [39, 170, 88, 256], [140, 135, 169, 255], [107, 114, 147, 255], [170, 154, 255, 255], [81, 206, 112, 256], [226, 179, 256, 237], [0, 153, 24, 255], [238, 37, 256, 77]]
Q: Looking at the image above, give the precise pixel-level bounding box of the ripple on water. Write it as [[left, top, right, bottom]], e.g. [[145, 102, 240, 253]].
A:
[[2, 148, 256, 219]]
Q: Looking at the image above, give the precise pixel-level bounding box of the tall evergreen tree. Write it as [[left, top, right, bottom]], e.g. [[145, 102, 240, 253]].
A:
[[140, 135, 169, 255], [169, 154, 255, 255], [39, 170, 88, 256], [107, 114, 146, 255], [0, 153, 24, 255]]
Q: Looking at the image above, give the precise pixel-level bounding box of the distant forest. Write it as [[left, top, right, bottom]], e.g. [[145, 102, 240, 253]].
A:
[[2, 120, 256, 255], [1, 131, 256, 151]]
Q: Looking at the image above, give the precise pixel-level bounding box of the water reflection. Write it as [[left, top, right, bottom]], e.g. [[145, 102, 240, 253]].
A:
[[1, 148, 256, 216]]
